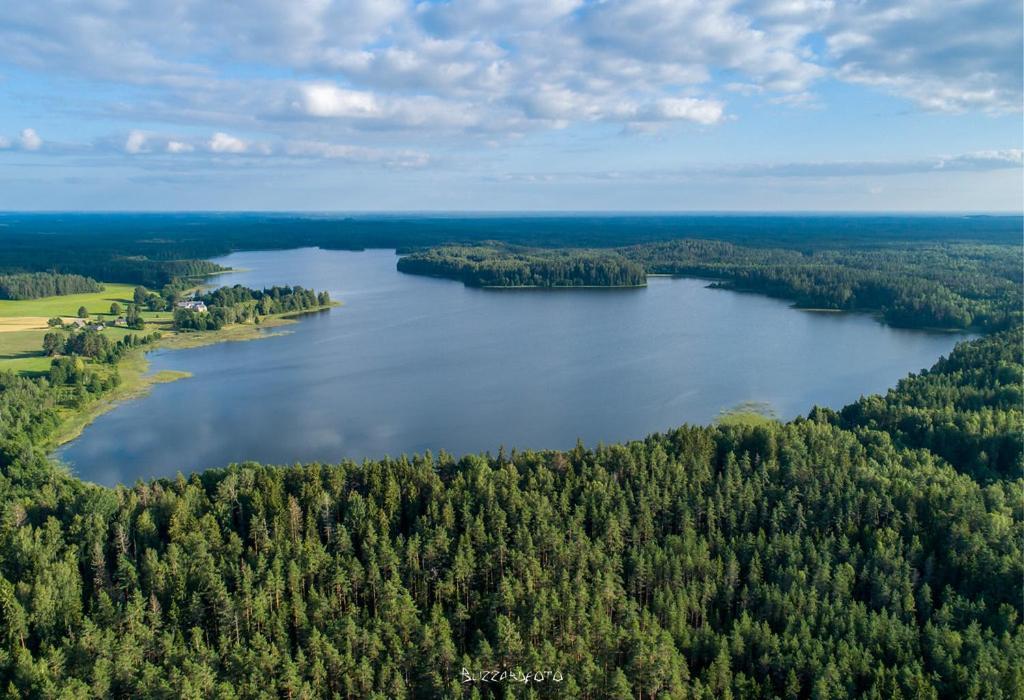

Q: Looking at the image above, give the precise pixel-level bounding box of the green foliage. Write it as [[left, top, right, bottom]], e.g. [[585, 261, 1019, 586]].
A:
[[125, 303, 144, 330], [835, 328, 1023, 482], [0, 273, 102, 300], [41, 332, 65, 357], [173, 285, 329, 332], [398, 245, 647, 288], [0, 222, 1019, 697], [399, 239, 1021, 331], [623, 240, 1021, 331], [0, 328, 1020, 697], [42, 329, 161, 365]]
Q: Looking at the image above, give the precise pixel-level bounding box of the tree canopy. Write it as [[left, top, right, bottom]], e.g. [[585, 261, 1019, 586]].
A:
[[0, 328, 1019, 698]]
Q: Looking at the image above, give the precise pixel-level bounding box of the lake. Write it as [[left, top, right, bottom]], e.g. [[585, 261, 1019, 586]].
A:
[[58, 247, 969, 485]]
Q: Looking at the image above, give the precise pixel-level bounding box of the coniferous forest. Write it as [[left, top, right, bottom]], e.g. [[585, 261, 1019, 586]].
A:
[[0, 220, 1020, 698], [398, 240, 1021, 331], [0, 323, 1021, 698], [396, 246, 647, 288], [0, 273, 102, 301]]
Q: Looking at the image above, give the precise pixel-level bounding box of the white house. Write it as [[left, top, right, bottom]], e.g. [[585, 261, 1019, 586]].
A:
[[175, 300, 208, 313]]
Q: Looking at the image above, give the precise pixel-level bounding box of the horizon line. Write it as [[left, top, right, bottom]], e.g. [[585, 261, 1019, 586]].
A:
[[0, 210, 1021, 217]]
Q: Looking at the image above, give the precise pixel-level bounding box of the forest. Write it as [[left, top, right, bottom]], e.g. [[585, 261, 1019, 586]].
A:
[[0, 327, 1020, 698], [399, 240, 1021, 331], [0, 273, 102, 300], [397, 246, 646, 288], [172, 286, 331, 332], [0, 218, 1019, 698], [622, 240, 1021, 331], [0, 214, 1019, 290]]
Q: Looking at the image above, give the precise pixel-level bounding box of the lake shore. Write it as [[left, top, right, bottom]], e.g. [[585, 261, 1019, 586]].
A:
[[48, 302, 339, 450], [59, 248, 974, 484]]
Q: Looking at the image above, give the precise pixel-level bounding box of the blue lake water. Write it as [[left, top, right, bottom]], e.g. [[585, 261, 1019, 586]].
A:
[[57, 247, 970, 485]]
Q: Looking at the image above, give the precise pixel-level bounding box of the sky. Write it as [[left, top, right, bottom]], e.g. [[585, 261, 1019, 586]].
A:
[[0, 0, 1021, 212]]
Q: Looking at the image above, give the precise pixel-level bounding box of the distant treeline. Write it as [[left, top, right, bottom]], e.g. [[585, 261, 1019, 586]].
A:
[[83, 258, 227, 289], [173, 285, 331, 331], [0, 328, 1019, 698], [0, 272, 102, 300], [398, 240, 1022, 331], [398, 245, 646, 287], [0, 213, 1020, 289], [623, 239, 1022, 331]]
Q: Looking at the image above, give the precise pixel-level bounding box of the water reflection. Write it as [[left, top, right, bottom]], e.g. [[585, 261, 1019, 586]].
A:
[[57, 248, 969, 485]]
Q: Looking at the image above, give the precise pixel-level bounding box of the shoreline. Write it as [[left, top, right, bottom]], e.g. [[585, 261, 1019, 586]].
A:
[[47, 302, 339, 450]]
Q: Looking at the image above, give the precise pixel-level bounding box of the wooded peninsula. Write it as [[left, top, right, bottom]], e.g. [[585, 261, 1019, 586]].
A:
[[397, 240, 1020, 331]]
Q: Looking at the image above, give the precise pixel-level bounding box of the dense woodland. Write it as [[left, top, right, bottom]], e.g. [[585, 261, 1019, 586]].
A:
[[397, 246, 646, 288], [0, 328, 1020, 698], [173, 286, 331, 331], [0, 273, 102, 300], [623, 240, 1022, 331], [0, 213, 1019, 289], [833, 329, 1022, 483], [0, 219, 1019, 698], [399, 241, 1021, 331]]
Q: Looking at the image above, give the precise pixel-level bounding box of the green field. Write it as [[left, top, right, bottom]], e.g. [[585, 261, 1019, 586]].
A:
[[0, 281, 338, 376], [0, 330, 53, 373], [0, 283, 142, 318], [0, 283, 175, 374]]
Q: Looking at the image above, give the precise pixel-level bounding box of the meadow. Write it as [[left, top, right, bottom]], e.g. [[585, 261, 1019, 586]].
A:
[[0, 283, 174, 374]]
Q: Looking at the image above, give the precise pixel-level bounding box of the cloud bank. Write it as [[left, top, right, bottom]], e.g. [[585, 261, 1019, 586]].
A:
[[0, 0, 1019, 210], [0, 0, 1017, 143]]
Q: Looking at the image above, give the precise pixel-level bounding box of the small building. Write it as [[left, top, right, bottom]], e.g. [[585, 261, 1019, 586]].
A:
[[67, 318, 87, 328], [112, 317, 128, 327], [175, 300, 208, 313], [86, 322, 105, 331]]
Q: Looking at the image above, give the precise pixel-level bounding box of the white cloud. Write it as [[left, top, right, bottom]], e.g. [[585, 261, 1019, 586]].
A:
[[166, 140, 194, 153], [496, 150, 1024, 182], [0, 136, 9, 149], [284, 139, 429, 167], [299, 84, 380, 118], [208, 132, 248, 153], [824, 0, 1022, 113], [0, 0, 1017, 155], [125, 130, 147, 154], [651, 98, 724, 125], [19, 128, 41, 151]]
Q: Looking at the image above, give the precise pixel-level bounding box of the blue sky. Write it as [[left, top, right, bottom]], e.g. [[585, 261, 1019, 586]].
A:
[[0, 0, 1020, 211]]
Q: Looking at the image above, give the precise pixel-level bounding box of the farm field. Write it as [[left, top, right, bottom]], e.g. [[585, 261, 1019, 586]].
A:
[[0, 283, 174, 373]]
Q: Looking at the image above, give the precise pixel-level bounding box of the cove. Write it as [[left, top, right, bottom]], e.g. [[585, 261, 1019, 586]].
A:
[[57, 247, 970, 485]]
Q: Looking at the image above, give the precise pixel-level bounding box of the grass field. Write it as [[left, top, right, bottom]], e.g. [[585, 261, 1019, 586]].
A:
[[0, 283, 176, 374], [0, 286, 339, 447], [0, 283, 141, 318], [0, 330, 53, 374]]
